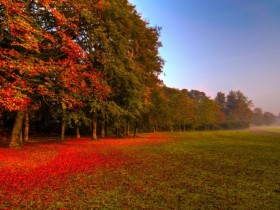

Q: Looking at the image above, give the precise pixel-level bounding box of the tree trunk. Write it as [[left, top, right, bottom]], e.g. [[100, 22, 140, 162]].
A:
[[133, 122, 138, 138], [76, 126, 80, 139], [156, 123, 158, 132], [23, 106, 29, 142], [101, 112, 105, 138], [105, 114, 108, 137], [121, 125, 125, 137], [126, 119, 130, 136], [9, 110, 25, 148], [61, 103, 66, 141], [92, 113, 97, 140], [116, 127, 119, 138], [20, 131, 23, 144], [0, 112, 3, 129]]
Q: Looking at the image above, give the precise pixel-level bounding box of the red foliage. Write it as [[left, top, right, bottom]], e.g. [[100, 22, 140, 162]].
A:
[[0, 134, 170, 207], [0, 139, 119, 207], [0, 0, 110, 111]]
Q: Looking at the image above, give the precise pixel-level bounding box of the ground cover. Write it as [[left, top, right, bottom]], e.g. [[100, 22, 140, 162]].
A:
[[0, 131, 280, 209], [254, 126, 280, 134]]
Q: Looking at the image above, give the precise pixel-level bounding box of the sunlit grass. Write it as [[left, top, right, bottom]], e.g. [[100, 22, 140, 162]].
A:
[[0, 130, 280, 209], [254, 125, 280, 133]]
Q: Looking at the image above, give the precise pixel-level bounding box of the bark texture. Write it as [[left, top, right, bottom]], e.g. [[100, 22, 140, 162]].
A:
[[9, 110, 25, 148]]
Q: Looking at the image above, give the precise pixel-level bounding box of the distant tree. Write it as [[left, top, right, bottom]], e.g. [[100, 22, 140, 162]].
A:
[[225, 90, 253, 129], [263, 112, 276, 125], [189, 90, 208, 102], [188, 90, 218, 130], [277, 114, 280, 125], [146, 85, 169, 132], [179, 89, 193, 131], [214, 92, 226, 127], [161, 86, 181, 131], [201, 99, 223, 130], [215, 92, 226, 111], [252, 108, 264, 126]]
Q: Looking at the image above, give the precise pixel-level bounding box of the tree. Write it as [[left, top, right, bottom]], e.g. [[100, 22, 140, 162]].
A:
[[224, 90, 253, 129], [263, 112, 276, 125], [277, 114, 280, 125], [1, 0, 108, 147], [200, 99, 222, 130], [146, 85, 169, 132], [0, 0, 48, 147], [161, 86, 184, 131], [188, 90, 210, 130], [178, 89, 193, 131], [252, 108, 264, 126], [215, 92, 226, 112], [87, 0, 163, 137]]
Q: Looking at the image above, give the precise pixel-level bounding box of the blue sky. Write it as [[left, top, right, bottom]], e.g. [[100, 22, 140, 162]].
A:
[[129, 0, 280, 115]]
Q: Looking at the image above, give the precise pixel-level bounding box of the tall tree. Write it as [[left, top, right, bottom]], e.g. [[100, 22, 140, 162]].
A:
[[147, 85, 169, 132], [263, 112, 276, 125], [214, 92, 226, 127], [1, 0, 108, 147], [215, 92, 226, 111], [225, 90, 253, 129], [276, 114, 280, 125], [252, 108, 264, 126]]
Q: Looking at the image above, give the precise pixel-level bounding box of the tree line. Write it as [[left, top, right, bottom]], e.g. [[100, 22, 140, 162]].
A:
[[144, 87, 278, 132], [252, 108, 277, 126], [0, 0, 277, 148], [142, 87, 252, 132]]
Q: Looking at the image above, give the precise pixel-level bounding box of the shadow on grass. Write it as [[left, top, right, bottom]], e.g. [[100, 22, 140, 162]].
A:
[[0, 135, 63, 148]]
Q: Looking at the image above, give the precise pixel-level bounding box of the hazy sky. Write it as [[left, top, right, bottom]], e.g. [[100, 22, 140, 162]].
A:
[[129, 0, 280, 115]]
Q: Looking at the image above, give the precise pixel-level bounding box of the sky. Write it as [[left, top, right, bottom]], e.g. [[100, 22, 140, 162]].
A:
[[129, 0, 280, 115]]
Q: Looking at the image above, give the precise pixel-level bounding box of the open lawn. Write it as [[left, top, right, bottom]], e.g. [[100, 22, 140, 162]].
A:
[[252, 125, 280, 134], [0, 130, 280, 209]]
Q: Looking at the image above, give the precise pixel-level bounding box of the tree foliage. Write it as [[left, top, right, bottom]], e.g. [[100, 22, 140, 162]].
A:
[[223, 90, 253, 129], [0, 0, 164, 147], [139, 87, 255, 132], [251, 108, 276, 126], [142, 88, 255, 131]]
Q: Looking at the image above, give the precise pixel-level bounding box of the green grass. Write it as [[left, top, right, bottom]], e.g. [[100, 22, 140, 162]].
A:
[[254, 125, 280, 133], [1, 130, 280, 209], [98, 131, 280, 209]]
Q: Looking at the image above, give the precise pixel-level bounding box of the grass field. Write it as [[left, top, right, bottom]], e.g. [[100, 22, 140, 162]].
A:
[[0, 130, 280, 209], [252, 125, 280, 134]]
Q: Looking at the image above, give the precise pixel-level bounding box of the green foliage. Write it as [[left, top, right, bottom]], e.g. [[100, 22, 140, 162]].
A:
[[252, 109, 277, 127], [141, 87, 256, 132], [224, 90, 253, 128], [1, 0, 165, 144], [263, 112, 276, 125], [67, 110, 91, 128]]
